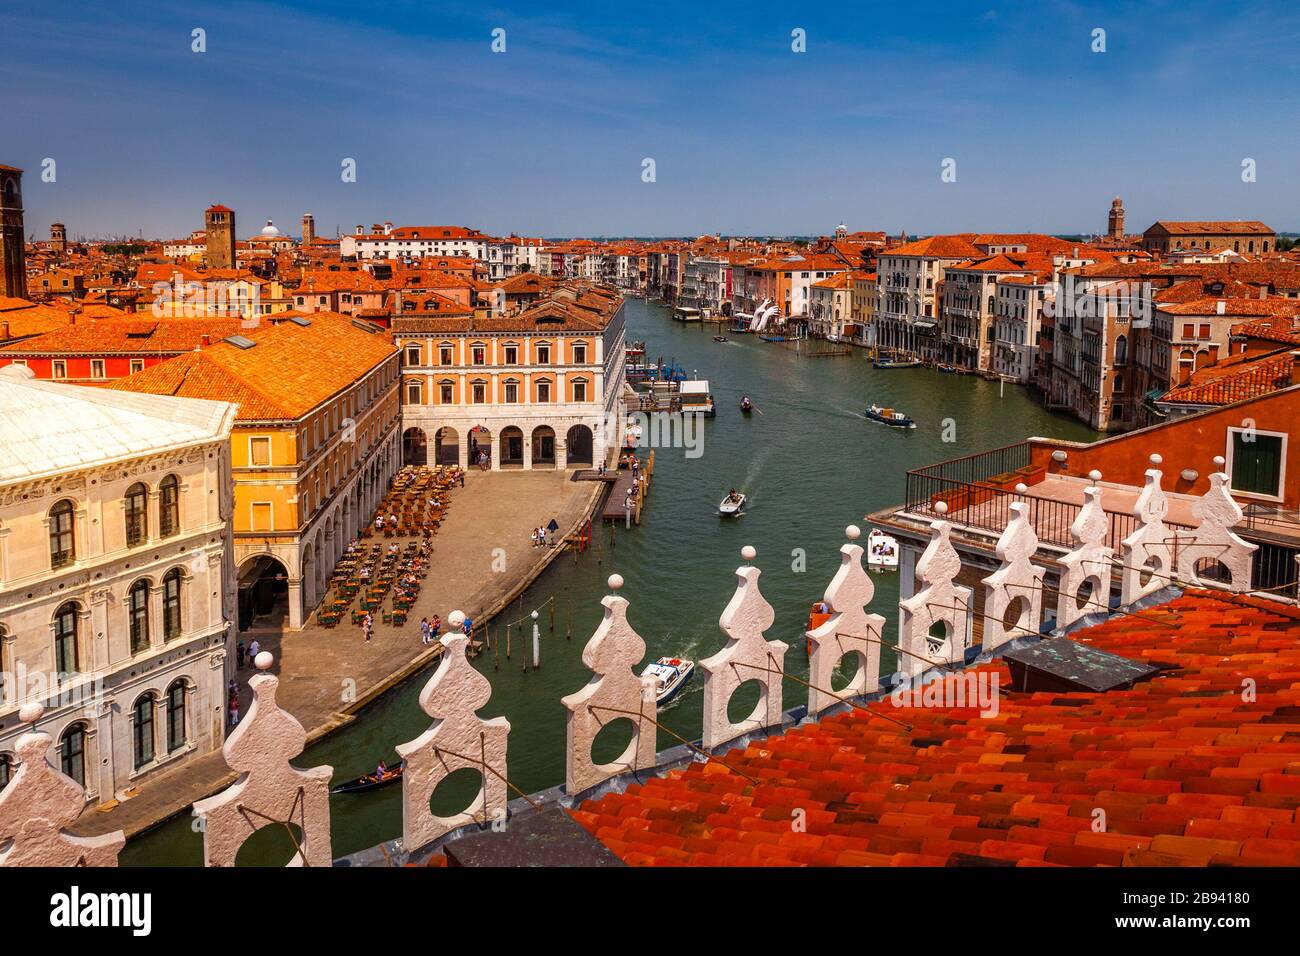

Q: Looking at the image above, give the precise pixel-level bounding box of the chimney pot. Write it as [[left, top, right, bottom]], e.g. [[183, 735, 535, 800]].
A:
[[1216, 299, 1225, 315]]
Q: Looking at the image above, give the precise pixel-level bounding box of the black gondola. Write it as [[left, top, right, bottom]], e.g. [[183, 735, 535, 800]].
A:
[[331, 762, 404, 795]]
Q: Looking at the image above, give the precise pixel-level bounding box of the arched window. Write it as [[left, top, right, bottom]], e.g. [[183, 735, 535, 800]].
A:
[[125, 482, 148, 546], [133, 694, 155, 769], [159, 475, 180, 538], [1114, 334, 1128, 366], [128, 580, 150, 654], [53, 602, 79, 676], [163, 569, 182, 641], [166, 681, 187, 753], [59, 723, 86, 786], [49, 499, 75, 568]]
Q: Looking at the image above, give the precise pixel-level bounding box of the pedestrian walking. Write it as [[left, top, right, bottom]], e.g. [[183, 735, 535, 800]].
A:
[[229, 698, 240, 726], [463, 615, 473, 639], [236, 641, 246, 669], [420, 617, 431, 645], [249, 638, 260, 661], [458, 470, 465, 488], [363, 612, 373, 643]]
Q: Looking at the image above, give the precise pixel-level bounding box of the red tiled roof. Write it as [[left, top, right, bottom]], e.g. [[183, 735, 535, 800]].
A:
[[575, 591, 1300, 867]]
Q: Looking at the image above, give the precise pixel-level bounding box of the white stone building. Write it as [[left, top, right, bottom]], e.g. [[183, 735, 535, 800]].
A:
[[0, 366, 237, 804]]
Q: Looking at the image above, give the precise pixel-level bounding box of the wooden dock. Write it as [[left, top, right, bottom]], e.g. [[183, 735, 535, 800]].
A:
[[601, 450, 655, 524]]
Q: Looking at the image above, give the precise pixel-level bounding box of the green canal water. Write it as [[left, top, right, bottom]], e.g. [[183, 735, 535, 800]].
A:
[[123, 299, 1098, 865]]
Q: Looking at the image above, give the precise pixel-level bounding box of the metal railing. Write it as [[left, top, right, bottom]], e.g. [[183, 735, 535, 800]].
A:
[[907, 441, 1032, 485]]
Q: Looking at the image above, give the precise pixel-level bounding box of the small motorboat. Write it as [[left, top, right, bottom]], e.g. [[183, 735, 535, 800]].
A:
[[331, 761, 404, 795], [740, 396, 753, 414], [713, 335, 728, 342], [865, 404, 916, 429], [718, 490, 746, 516], [937, 363, 958, 374], [641, 657, 695, 706], [866, 529, 899, 572]]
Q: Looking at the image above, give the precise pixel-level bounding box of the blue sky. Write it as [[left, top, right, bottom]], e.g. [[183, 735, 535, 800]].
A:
[[2, 0, 1297, 239]]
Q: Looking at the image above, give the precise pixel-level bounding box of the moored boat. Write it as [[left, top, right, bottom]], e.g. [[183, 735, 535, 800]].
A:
[[864, 404, 916, 428], [640, 657, 695, 706], [713, 334, 728, 342], [872, 357, 922, 369]]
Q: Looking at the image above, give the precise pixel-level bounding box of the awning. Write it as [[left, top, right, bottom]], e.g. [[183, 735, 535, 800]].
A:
[[913, 320, 938, 334]]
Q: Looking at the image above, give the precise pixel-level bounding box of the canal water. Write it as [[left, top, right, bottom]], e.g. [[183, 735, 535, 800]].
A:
[[123, 299, 1098, 865]]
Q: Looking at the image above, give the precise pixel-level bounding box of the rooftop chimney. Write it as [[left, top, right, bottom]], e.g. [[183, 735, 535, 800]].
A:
[[200, 333, 211, 346], [1216, 300, 1226, 315]]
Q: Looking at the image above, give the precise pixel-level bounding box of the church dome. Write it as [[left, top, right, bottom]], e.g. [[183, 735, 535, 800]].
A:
[[260, 219, 281, 237]]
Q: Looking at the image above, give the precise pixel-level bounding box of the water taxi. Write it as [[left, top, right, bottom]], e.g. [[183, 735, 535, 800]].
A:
[[864, 404, 916, 429], [739, 395, 753, 414], [866, 529, 900, 571], [641, 657, 695, 706], [718, 490, 746, 516]]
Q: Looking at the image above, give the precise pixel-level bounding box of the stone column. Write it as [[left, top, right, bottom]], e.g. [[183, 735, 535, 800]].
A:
[[287, 578, 304, 630]]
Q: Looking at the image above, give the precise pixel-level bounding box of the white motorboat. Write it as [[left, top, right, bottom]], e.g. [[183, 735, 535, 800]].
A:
[[866, 529, 899, 572], [641, 657, 695, 706], [718, 491, 746, 516]]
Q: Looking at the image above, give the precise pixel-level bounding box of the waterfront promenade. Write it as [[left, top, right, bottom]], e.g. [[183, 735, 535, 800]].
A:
[[71, 468, 606, 840]]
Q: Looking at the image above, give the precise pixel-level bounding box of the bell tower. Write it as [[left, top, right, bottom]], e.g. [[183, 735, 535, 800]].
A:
[[301, 213, 315, 245], [51, 222, 67, 256], [1, 165, 27, 299], [1108, 196, 1125, 242], [204, 204, 236, 269]]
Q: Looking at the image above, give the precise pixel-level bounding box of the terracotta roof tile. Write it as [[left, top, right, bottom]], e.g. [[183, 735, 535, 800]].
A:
[[575, 590, 1300, 867]]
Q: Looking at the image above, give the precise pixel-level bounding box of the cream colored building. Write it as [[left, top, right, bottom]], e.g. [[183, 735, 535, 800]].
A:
[[0, 365, 237, 803], [396, 284, 625, 471]]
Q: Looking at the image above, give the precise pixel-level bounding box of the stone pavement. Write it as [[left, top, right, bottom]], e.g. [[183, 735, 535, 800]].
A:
[[71, 468, 605, 839]]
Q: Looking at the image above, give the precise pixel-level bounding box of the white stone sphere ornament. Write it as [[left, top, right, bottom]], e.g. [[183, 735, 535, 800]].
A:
[[1015, 483, 1028, 495], [254, 651, 273, 671], [741, 545, 756, 562], [1213, 455, 1226, 469], [19, 702, 43, 726], [1150, 454, 1162, 465], [607, 573, 624, 591], [846, 524, 861, 540], [1088, 469, 1102, 483], [448, 610, 465, 629], [934, 501, 949, 516]]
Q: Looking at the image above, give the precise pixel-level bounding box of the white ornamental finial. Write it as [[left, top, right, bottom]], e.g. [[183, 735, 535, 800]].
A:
[[805, 530, 885, 716], [1175, 468, 1258, 591], [0, 708, 125, 867], [699, 556, 788, 751], [1056, 485, 1114, 631], [897, 514, 973, 677], [982, 501, 1044, 652], [395, 629, 510, 851], [1120, 466, 1172, 606], [561, 587, 657, 795], [192, 655, 333, 867]]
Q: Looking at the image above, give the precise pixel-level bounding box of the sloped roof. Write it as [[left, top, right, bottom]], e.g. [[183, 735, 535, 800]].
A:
[[0, 366, 235, 483], [575, 590, 1300, 867], [107, 312, 395, 421]]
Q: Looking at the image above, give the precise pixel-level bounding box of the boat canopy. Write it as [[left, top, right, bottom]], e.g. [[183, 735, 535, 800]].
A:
[[679, 379, 710, 396]]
